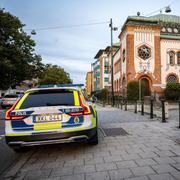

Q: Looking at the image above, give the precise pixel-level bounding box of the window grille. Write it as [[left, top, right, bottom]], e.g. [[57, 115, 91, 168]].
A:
[[138, 45, 151, 60]]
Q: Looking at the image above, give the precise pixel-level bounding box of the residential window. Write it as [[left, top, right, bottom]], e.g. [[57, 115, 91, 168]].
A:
[[167, 74, 178, 83], [104, 77, 108, 82], [177, 52, 180, 65], [104, 66, 108, 73], [169, 51, 175, 65]]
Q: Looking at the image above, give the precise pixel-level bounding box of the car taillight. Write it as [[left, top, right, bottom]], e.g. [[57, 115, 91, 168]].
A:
[[68, 112, 83, 116], [79, 93, 91, 115], [5, 99, 28, 120]]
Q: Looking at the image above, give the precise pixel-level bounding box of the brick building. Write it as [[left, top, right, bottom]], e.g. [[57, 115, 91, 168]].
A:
[[114, 14, 180, 97]]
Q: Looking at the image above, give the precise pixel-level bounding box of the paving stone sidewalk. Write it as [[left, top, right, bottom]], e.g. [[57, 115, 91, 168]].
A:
[[2, 106, 180, 180]]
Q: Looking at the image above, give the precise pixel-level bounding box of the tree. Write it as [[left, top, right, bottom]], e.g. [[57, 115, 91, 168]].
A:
[[38, 64, 72, 85], [0, 9, 43, 90]]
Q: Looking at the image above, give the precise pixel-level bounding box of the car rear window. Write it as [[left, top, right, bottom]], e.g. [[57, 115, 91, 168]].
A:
[[4, 94, 19, 98], [19, 90, 75, 109]]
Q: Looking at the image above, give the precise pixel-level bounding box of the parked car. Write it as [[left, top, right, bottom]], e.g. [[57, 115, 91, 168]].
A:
[[1, 94, 20, 109], [5, 84, 98, 152]]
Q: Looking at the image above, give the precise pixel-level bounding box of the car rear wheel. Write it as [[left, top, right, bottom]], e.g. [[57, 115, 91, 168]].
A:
[[88, 128, 98, 145], [12, 147, 27, 153]]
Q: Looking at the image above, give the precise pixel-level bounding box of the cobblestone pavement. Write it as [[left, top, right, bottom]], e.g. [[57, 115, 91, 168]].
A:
[[2, 106, 180, 180], [97, 106, 154, 125]]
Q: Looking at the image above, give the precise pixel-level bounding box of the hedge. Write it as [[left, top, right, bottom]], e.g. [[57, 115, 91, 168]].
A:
[[93, 88, 108, 101], [127, 80, 145, 100], [164, 83, 180, 100]]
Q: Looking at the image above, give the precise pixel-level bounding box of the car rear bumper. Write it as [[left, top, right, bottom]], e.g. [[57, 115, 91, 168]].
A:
[[5, 128, 97, 147]]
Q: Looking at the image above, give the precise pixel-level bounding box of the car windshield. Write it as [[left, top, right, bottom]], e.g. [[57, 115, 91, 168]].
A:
[[19, 90, 75, 109], [4, 94, 19, 98]]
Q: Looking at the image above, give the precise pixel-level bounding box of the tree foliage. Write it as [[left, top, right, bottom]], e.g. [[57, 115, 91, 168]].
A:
[[38, 64, 72, 85], [0, 9, 43, 89]]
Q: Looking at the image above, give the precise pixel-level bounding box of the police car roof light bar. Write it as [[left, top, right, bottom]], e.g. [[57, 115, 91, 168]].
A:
[[37, 84, 84, 88]]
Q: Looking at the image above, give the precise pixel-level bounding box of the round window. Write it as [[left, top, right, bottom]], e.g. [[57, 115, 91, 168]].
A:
[[138, 45, 151, 60]]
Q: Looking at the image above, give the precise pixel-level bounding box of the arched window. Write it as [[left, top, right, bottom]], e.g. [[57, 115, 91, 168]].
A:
[[169, 51, 175, 65], [167, 74, 178, 83], [119, 78, 121, 91], [114, 81, 116, 92], [177, 52, 180, 65]]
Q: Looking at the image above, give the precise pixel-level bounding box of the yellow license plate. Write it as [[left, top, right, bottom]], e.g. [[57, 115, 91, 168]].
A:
[[35, 114, 62, 123]]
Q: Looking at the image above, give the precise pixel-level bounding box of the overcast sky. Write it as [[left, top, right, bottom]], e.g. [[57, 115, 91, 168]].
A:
[[1, 0, 180, 84]]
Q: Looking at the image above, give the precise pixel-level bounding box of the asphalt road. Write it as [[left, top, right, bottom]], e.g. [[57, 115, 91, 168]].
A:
[[0, 111, 21, 177]]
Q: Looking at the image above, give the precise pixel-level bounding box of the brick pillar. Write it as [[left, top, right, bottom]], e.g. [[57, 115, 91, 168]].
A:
[[154, 36, 161, 83], [126, 34, 135, 82], [153, 35, 162, 94]]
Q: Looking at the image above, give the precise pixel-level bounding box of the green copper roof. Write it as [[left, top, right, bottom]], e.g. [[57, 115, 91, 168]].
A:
[[113, 42, 120, 47], [160, 34, 180, 40], [127, 14, 180, 24], [150, 14, 180, 24], [127, 15, 157, 23]]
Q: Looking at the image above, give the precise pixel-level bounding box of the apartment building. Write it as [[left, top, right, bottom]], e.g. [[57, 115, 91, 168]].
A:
[[93, 50, 109, 91], [85, 71, 93, 95]]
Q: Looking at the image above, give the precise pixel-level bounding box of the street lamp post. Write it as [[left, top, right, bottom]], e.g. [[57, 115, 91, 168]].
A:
[[91, 63, 93, 95], [139, 79, 141, 101], [109, 18, 118, 106]]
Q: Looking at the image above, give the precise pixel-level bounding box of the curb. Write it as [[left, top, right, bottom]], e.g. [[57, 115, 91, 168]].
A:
[[2, 151, 34, 179]]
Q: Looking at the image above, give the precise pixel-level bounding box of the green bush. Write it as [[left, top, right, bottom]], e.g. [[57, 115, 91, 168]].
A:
[[94, 88, 108, 101], [164, 83, 180, 100], [127, 80, 145, 100]]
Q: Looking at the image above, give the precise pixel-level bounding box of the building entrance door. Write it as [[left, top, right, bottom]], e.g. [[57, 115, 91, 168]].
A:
[[141, 78, 150, 96]]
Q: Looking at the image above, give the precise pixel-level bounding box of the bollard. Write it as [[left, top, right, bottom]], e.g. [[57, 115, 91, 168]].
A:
[[120, 100, 123, 110], [117, 99, 120, 109], [150, 97, 154, 119], [141, 100, 144, 115], [103, 101, 105, 107], [161, 99, 166, 123], [134, 100, 137, 113], [179, 99, 180, 128], [125, 99, 127, 111]]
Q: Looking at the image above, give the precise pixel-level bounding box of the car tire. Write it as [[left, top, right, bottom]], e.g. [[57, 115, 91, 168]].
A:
[[12, 147, 27, 153], [1, 105, 6, 109], [88, 129, 98, 145]]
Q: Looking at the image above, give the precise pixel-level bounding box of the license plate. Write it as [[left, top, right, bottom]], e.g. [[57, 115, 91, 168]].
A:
[[34, 114, 62, 123]]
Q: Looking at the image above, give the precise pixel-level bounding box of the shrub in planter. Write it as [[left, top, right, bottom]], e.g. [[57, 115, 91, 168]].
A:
[[164, 83, 180, 100]]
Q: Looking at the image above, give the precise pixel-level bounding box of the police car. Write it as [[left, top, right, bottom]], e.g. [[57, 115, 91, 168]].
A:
[[5, 84, 98, 152]]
